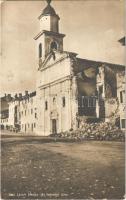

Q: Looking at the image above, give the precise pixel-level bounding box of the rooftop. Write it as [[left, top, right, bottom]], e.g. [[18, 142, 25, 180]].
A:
[[38, 0, 59, 20]]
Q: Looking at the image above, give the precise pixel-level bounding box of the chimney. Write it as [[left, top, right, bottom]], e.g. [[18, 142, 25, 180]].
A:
[[25, 91, 28, 96], [19, 93, 22, 97], [15, 93, 18, 100], [6, 94, 12, 102], [19, 93, 22, 100], [24, 91, 29, 100]]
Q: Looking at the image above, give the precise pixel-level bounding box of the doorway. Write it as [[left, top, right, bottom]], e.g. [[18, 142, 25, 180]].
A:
[[25, 124, 26, 132], [52, 119, 57, 134], [31, 123, 33, 132]]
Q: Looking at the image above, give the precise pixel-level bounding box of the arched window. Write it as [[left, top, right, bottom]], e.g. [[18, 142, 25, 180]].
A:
[[53, 97, 56, 106], [39, 43, 42, 58], [50, 41, 57, 50], [62, 97, 65, 107], [53, 97, 56, 103], [45, 101, 48, 110]]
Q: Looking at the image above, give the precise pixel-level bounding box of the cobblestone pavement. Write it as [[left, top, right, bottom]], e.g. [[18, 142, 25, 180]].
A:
[[1, 133, 125, 199]]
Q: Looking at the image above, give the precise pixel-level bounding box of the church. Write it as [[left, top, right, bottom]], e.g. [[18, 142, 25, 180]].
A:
[[34, 0, 125, 135]]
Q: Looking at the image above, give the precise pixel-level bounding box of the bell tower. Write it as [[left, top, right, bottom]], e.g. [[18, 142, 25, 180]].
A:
[[34, 0, 65, 65]]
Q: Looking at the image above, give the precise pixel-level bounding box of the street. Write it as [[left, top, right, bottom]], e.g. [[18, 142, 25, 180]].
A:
[[1, 133, 125, 199]]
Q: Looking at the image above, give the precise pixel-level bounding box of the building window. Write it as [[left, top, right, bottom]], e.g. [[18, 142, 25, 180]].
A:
[[39, 43, 42, 58], [88, 97, 96, 107], [31, 109, 33, 114], [50, 41, 57, 50], [53, 97, 55, 103], [22, 111, 23, 116], [81, 96, 88, 107], [45, 101, 48, 110], [99, 85, 103, 98], [120, 91, 123, 103], [25, 124, 26, 132], [25, 110, 26, 116], [62, 97, 65, 107], [34, 123, 36, 128], [121, 119, 126, 129], [22, 124, 23, 129], [35, 113, 37, 118]]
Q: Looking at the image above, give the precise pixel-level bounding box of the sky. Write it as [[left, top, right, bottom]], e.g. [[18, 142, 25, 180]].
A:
[[0, 0, 125, 95]]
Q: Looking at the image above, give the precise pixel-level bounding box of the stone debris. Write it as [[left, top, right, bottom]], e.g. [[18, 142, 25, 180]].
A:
[[65, 177, 70, 181], [110, 186, 115, 189], [53, 122, 125, 141], [12, 175, 17, 179]]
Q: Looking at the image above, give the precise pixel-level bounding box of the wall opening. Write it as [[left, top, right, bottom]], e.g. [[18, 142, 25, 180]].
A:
[[62, 97, 65, 107], [50, 41, 57, 50], [120, 91, 123, 103], [39, 43, 42, 58], [121, 119, 126, 129], [45, 101, 48, 110], [52, 119, 57, 134]]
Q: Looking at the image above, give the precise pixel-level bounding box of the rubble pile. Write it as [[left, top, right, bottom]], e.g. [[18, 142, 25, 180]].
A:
[[56, 122, 125, 141]]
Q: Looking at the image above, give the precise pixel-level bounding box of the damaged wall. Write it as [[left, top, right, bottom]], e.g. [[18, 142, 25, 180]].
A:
[[72, 59, 98, 117]]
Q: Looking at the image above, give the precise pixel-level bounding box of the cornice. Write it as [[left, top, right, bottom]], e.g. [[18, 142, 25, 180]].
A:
[[38, 13, 60, 20], [34, 30, 65, 40], [38, 75, 71, 90]]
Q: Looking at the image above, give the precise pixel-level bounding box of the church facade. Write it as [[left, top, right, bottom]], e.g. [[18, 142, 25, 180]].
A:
[[34, 1, 76, 135]]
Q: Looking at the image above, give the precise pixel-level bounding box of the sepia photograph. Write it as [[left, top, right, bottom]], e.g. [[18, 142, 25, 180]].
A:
[[0, 0, 125, 199]]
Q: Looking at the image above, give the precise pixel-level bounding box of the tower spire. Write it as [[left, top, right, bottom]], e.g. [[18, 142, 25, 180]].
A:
[[46, 0, 51, 5]]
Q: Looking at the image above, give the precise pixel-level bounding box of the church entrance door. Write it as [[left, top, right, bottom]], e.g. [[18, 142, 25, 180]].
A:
[[52, 119, 57, 134]]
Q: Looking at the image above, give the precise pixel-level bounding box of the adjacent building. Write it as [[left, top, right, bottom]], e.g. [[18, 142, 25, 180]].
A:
[[19, 91, 37, 134], [0, 94, 12, 129], [0, 91, 37, 133], [117, 71, 125, 129]]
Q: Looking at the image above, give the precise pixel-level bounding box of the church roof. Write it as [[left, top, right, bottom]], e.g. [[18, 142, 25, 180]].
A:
[[75, 58, 125, 70], [38, 2, 59, 20], [42, 4, 56, 16]]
